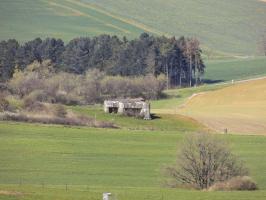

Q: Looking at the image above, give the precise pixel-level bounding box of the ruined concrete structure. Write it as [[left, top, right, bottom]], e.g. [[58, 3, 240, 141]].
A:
[[104, 98, 151, 120]]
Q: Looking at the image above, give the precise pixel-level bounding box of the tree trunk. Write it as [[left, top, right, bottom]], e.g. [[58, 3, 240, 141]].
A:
[[189, 54, 192, 87], [179, 71, 182, 87], [195, 55, 198, 86], [166, 64, 169, 90]]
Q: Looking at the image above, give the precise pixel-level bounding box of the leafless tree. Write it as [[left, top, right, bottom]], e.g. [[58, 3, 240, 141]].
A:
[[185, 38, 203, 87], [164, 133, 248, 189]]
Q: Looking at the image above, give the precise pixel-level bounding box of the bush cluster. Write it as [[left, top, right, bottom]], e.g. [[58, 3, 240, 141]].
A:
[[0, 97, 9, 112], [8, 61, 166, 105], [0, 95, 14, 112], [208, 176, 258, 191], [0, 111, 116, 128]]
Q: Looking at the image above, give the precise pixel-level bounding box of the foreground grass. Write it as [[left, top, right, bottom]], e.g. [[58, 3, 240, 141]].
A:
[[1, 185, 266, 200], [0, 122, 266, 199]]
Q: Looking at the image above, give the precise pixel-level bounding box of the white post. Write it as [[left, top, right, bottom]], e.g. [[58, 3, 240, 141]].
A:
[[103, 193, 112, 200]]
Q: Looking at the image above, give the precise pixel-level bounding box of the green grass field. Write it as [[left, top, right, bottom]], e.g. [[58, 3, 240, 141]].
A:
[[70, 105, 204, 132], [0, 122, 266, 200], [1, 0, 266, 55], [0, 0, 143, 42], [204, 57, 266, 82], [1, 81, 266, 199]]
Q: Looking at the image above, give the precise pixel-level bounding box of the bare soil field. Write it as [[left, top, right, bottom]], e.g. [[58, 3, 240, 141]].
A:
[[178, 78, 266, 135]]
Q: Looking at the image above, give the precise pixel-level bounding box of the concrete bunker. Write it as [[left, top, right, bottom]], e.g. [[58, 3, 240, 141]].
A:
[[104, 98, 151, 120]]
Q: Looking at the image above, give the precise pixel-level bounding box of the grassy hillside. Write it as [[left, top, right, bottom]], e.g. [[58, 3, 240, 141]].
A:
[[204, 57, 266, 82], [0, 0, 265, 55], [80, 0, 266, 55], [0, 0, 143, 41], [1, 122, 266, 200], [178, 78, 266, 135]]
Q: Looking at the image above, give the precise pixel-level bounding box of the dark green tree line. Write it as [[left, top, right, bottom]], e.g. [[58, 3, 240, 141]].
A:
[[0, 33, 205, 87]]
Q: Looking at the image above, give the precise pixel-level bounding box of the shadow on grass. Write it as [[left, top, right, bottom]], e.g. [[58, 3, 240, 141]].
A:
[[203, 79, 225, 84], [151, 113, 161, 120]]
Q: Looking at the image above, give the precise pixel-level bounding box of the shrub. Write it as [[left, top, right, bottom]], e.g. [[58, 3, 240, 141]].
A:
[[47, 72, 83, 105], [8, 61, 166, 106], [9, 70, 44, 97], [53, 104, 67, 118], [82, 69, 104, 104], [0, 112, 29, 122], [0, 111, 116, 128], [0, 97, 10, 112], [26, 90, 50, 102], [0, 94, 16, 112], [22, 96, 48, 113], [0, 83, 10, 96], [142, 74, 166, 99], [100, 74, 166, 100], [208, 176, 258, 191]]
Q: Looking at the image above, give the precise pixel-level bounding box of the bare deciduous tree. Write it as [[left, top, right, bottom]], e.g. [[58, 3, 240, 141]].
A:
[[164, 133, 248, 189]]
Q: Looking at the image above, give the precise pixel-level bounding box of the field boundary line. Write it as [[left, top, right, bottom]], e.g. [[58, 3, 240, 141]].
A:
[[179, 76, 266, 108], [65, 0, 171, 36]]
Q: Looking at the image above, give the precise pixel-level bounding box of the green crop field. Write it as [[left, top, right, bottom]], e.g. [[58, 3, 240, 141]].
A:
[[204, 57, 266, 82], [1, 0, 266, 55], [1, 83, 266, 199], [0, 122, 266, 200], [0, 0, 143, 42], [85, 0, 266, 55]]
